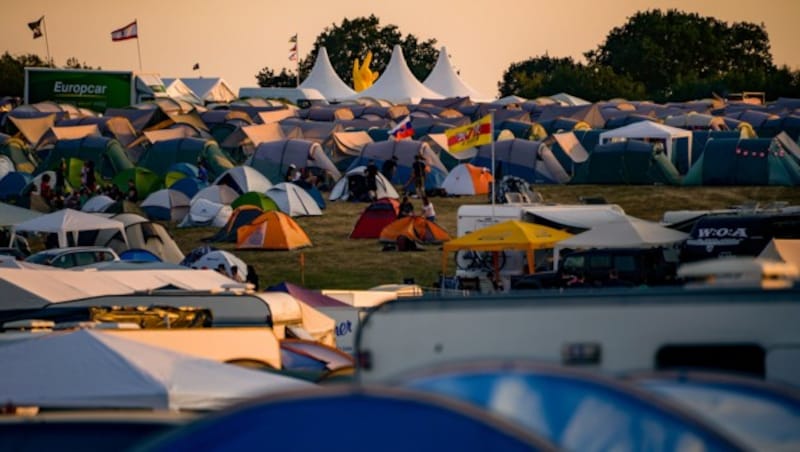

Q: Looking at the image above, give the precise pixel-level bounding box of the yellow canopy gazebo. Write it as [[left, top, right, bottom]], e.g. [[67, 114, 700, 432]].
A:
[[442, 220, 573, 274]]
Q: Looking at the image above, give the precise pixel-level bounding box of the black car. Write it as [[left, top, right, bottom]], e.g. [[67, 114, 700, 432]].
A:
[[513, 247, 678, 290]]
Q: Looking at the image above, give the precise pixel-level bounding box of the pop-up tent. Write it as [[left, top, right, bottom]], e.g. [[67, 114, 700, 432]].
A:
[[556, 216, 688, 251], [236, 211, 311, 250], [213, 165, 273, 195], [329, 165, 399, 202], [599, 121, 693, 173], [208, 205, 265, 243], [441, 163, 493, 195], [379, 216, 451, 245], [266, 183, 322, 217], [13, 208, 127, 248], [472, 139, 569, 184], [442, 220, 572, 274], [350, 198, 399, 239], [141, 188, 191, 222], [247, 139, 341, 186]]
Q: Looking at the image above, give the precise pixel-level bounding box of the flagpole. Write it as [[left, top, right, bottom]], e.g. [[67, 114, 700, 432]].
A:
[[42, 16, 52, 66], [135, 20, 143, 71], [490, 112, 496, 219]]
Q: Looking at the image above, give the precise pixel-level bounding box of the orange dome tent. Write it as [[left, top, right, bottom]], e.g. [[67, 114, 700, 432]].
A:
[[379, 216, 451, 245], [236, 211, 312, 250]]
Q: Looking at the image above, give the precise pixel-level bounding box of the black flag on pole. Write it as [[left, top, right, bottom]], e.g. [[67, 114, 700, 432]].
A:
[[192, 63, 200, 71], [28, 16, 43, 39]]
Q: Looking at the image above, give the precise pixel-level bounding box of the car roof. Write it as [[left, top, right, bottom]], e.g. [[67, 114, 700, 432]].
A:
[[30, 247, 116, 256]]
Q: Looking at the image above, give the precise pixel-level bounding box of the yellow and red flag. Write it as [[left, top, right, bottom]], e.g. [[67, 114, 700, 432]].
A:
[[444, 114, 492, 153]]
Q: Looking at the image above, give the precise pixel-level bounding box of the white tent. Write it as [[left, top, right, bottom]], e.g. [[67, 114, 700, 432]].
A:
[[346, 45, 444, 104], [81, 195, 117, 213], [556, 216, 688, 250], [179, 198, 232, 228], [299, 47, 357, 102], [161, 77, 204, 105], [192, 184, 239, 206], [550, 92, 591, 106], [423, 46, 487, 101], [598, 121, 694, 165], [213, 166, 273, 195], [0, 201, 43, 227], [266, 183, 322, 217], [13, 209, 127, 248], [141, 189, 191, 222], [0, 329, 310, 410], [179, 77, 237, 104], [329, 166, 399, 202], [190, 250, 248, 281]]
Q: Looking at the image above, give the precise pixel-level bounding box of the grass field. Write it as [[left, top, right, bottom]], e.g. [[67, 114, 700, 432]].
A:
[[166, 186, 800, 291]]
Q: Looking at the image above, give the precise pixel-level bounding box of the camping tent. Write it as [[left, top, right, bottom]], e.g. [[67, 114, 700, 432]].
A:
[[208, 205, 265, 243], [571, 140, 682, 185], [80, 195, 117, 213], [246, 139, 341, 185], [441, 163, 493, 195], [179, 198, 232, 228], [682, 137, 800, 186], [179, 77, 237, 104], [442, 220, 572, 274], [347, 139, 448, 193], [329, 165, 399, 202], [236, 211, 312, 250], [213, 165, 273, 195], [93, 213, 185, 264], [192, 184, 239, 206], [0, 329, 309, 410], [598, 121, 693, 173], [141, 189, 191, 221], [472, 139, 569, 184], [265, 183, 322, 217], [137, 137, 233, 181], [36, 136, 134, 181], [13, 208, 127, 248], [379, 216, 451, 245], [231, 191, 279, 212], [349, 198, 399, 239]]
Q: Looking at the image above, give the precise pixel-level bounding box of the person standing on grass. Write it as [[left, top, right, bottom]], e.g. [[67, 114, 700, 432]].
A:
[[381, 155, 398, 182], [398, 195, 414, 218], [421, 196, 436, 222], [365, 159, 379, 200], [408, 154, 427, 198]]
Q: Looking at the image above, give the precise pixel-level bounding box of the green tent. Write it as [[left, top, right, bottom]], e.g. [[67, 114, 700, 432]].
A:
[[0, 136, 38, 174], [683, 136, 800, 186], [36, 136, 134, 181], [571, 140, 681, 185], [231, 191, 279, 212], [112, 166, 163, 199], [137, 138, 233, 181]]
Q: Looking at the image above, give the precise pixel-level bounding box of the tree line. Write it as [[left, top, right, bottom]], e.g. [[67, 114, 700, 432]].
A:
[[2, 10, 799, 103]]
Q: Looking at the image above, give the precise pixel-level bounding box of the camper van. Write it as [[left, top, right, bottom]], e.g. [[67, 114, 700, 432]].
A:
[[681, 213, 800, 262]]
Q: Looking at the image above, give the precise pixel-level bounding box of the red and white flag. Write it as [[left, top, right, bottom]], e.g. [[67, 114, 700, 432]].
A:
[[111, 20, 138, 41]]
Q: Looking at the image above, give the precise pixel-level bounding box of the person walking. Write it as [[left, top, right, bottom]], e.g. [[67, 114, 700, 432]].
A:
[[381, 155, 398, 182], [55, 158, 67, 194], [421, 196, 436, 222], [407, 155, 427, 198]]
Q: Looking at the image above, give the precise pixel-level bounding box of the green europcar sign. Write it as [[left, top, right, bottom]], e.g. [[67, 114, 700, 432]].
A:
[[25, 69, 134, 112]]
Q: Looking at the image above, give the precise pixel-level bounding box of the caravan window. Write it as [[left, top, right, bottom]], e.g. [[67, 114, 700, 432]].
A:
[[614, 255, 637, 273], [588, 254, 611, 270], [562, 255, 584, 273]]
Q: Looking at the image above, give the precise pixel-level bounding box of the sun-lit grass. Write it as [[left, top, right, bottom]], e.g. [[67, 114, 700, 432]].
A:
[[166, 186, 800, 291]]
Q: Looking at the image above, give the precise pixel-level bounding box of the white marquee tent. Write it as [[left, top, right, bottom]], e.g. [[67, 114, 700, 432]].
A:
[[299, 47, 357, 102], [423, 46, 487, 101], [346, 45, 444, 104]]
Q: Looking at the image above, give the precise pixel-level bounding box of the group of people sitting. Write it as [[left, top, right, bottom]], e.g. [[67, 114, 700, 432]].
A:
[[36, 159, 138, 210]]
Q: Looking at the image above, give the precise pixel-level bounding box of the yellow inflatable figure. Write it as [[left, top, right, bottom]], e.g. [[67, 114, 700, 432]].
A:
[[353, 51, 379, 92]]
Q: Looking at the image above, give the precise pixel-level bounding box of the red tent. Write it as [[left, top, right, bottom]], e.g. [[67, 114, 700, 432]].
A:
[[349, 198, 400, 239]]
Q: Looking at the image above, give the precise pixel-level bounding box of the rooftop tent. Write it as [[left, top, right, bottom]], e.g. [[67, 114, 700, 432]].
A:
[[345, 45, 445, 104], [441, 163, 493, 196], [207, 205, 264, 243], [213, 165, 273, 195], [140, 188, 191, 222], [329, 165, 399, 202], [111, 166, 162, 199], [137, 137, 233, 180], [0, 135, 37, 174], [571, 140, 682, 185], [36, 136, 134, 181], [265, 182, 322, 217], [236, 210, 312, 251], [403, 362, 746, 452], [0, 172, 32, 203], [178, 77, 237, 104], [247, 139, 341, 186], [192, 184, 239, 206], [555, 216, 688, 251], [298, 47, 356, 102], [13, 208, 127, 248], [472, 138, 569, 184], [231, 191, 279, 212], [599, 120, 694, 173], [442, 220, 572, 275], [141, 386, 552, 452], [683, 137, 800, 186], [0, 329, 310, 411], [349, 198, 400, 239], [379, 216, 452, 245], [178, 198, 232, 228], [423, 46, 488, 101], [348, 139, 448, 192]]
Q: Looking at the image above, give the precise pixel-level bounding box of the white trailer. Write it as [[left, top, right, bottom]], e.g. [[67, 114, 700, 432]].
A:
[[355, 286, 800, 386]]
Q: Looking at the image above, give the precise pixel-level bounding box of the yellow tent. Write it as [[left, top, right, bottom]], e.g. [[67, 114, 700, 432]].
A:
[[442, 220, 572, 274]]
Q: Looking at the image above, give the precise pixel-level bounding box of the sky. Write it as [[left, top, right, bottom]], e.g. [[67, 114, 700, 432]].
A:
[[3, 0, 799, 99]]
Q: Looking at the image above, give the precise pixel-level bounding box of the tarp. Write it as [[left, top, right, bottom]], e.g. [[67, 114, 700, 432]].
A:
[[0, 329, 310, 410], [236, 211, 311, 250], [13, 208, 127, 248], [556, 216, 688, 250]]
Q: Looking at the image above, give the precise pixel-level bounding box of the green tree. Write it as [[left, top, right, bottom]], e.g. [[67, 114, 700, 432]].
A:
[[64, 57, 98, 70], [255, 15, 438, 89], [585, 9, 774, 101], [0, 52, 49, 98], [255, 67, 298, 88]]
